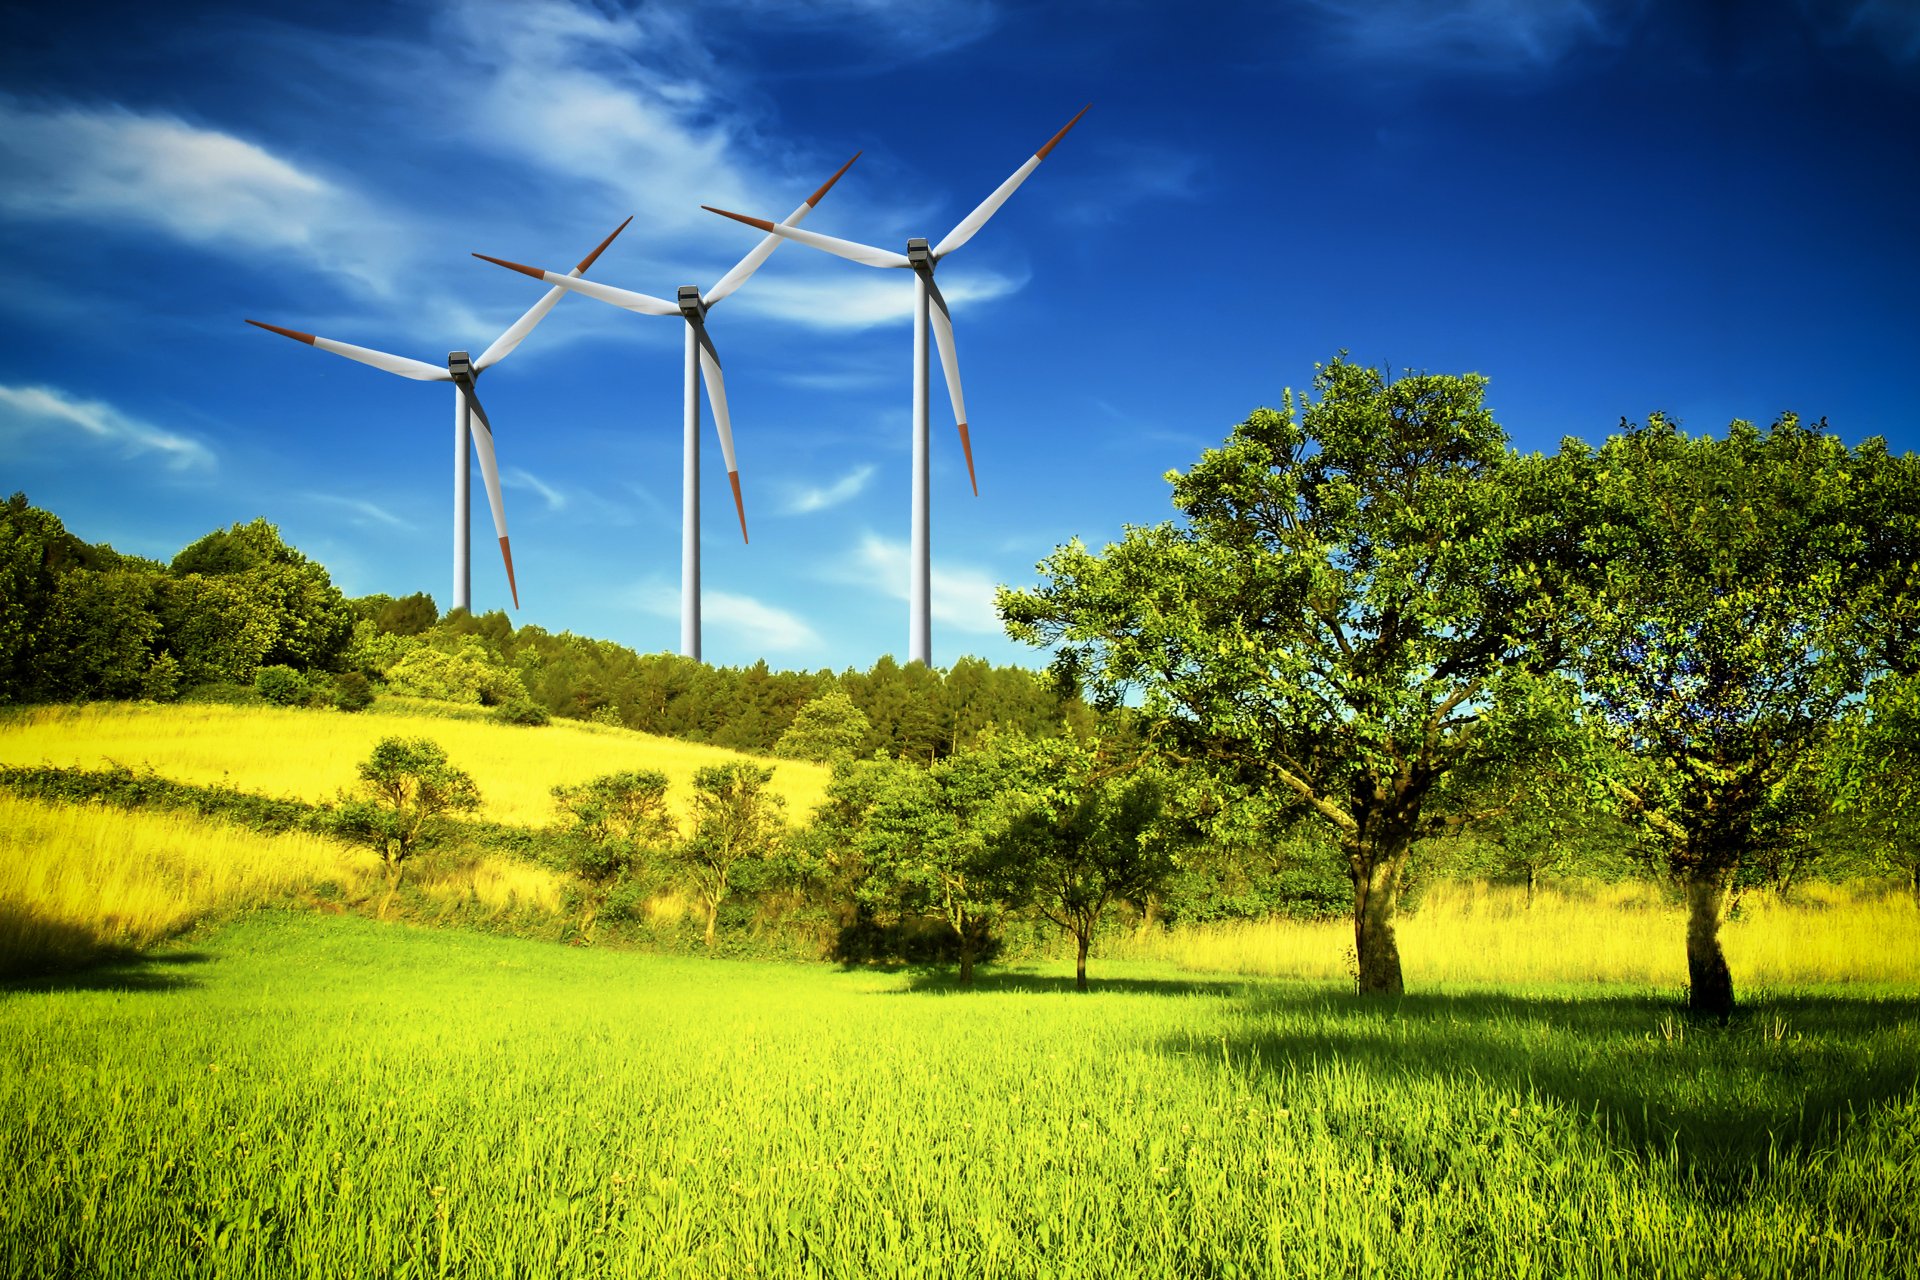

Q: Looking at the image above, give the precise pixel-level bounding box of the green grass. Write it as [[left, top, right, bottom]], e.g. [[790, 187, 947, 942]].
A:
[[4, 913, 1915, 1278]]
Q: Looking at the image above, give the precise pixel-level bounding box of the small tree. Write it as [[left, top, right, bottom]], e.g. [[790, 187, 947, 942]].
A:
[[855, 743, 1029, 983], [774, 689, 872, 763], [334, 736, 480, 917], [1004, 736, 1172, 991], [678, 763, 786, 947], [552, 770, 678, 937]]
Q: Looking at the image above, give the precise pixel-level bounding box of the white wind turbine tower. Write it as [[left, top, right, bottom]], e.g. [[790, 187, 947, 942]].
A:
[[705, 107, 1088, 666], [472, 156, 858, 662], [247, 219, 631, 612]]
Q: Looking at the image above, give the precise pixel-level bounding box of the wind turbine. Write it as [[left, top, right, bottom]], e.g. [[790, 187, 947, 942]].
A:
[[246, 219, 631, 612], [472, 155, 858, 661], [703, 107, 1087, 666]]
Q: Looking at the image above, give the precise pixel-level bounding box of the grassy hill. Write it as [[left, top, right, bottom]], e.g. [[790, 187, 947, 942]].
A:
[[0, 698, 830, 826]]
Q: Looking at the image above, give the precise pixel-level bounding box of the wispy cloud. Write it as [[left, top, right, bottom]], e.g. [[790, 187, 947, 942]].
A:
[[628, 578, 821, 652], [778, 464, 875, 516], [303, 493, 416, 530], [1299, 0, 1642, 73], [835, 532, 1003, 634], [1060, 141, 1203, 227], [0, 96, 400, 296], [737, 268, 1028, 331], [502, 466, 568, 512], [0, 383, 215, 471]]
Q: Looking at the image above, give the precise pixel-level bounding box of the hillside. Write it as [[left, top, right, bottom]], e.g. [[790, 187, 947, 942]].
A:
[[0, 699, 830, 827]]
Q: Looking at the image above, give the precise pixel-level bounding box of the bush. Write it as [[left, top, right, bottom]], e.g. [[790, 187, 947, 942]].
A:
[[494, 697, 550, 727], [253, 664, 311, 706], [331, 670, 375, 712], [140, 654, 181, 702]]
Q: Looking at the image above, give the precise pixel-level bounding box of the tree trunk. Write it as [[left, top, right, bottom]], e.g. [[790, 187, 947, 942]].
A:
[[958, 927, 976, 986], [703, 898, 718, 948], [379, 862, 402, 921], [1910, 863, 1918, 911], [1075, 929, 1090, 993], [1684, 871, 1735, 1019], [1525, 865, 1536, 909], [1351, 853, 1404, 996]]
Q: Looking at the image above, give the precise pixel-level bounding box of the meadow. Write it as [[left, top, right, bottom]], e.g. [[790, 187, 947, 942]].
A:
[[2, 913, 1915, 1278], [3, 699, 1918, 1276], [0, 701, 830, 828]]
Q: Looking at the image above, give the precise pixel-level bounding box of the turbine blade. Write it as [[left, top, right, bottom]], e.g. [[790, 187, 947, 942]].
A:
[[474, 217, 635, 369], [703, 207, 910, 269], [246, 320, 449, 381], [462, 382, 520, 609], [693, 324, 748, 543], [925, 277, 977, 496], [932, 104, 1090, 260], [472, 255, 681, 317], [704, 152, 862, 306]]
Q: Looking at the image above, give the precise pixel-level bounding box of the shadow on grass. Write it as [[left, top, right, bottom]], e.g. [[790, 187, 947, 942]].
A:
[[1180, 985, 1920, 1205], [896, 970, 1248, 998], [0, 904, 215, 995]]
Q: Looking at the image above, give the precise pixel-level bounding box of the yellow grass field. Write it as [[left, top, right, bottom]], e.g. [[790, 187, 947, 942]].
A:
[[1108, 878, 1920, 989], [0, 700, 830, 828]]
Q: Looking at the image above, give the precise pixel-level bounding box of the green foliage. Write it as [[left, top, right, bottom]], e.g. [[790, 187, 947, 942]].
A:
[[1559, 414, 1916, 1013], [1002, 358, 1576, 994], [0, 763, 322, 835], [1001, 735, 1174, 989], [169, 517, 355, 672], [252, 664, 311, 707], [492, 697, 550, 727], [140, 653, 181, 702], [384, 641, 525, 706], [333, 737, 481, 897], [679, 762, 786, 946], [551, 769, 676, 886], [1831, 673, 1920, 905], [154, 573, 278, 687], [330, 670, 374, 713], [774, 688, 871, 762]]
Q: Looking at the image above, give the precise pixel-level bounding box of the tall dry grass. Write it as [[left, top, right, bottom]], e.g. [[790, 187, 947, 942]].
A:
[[1110, 880, 1920, 990], [0, 793, 375, 973], [0, 701, 829, 828]]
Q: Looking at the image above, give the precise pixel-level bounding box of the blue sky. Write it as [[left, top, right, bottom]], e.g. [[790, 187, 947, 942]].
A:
[[3, 0, 1916, 671]]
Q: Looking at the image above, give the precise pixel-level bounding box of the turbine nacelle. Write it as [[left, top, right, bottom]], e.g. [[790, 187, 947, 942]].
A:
[[906, 238, 935, 272], [676, 286, 707, 323], [447, 351, 475, 379]]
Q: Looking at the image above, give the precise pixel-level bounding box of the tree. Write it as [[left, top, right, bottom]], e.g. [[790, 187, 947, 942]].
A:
[[171, 518, 354, 672], [774, 689, 872, 762], [1004, 736, 1172, 991], [679, 763, 786, 947], [1560, 414, 1916, 1016], [552, 770, 678, 936], [1002, 358, 1576, 994], [333, 737, 481, 917], [854, 744, 1029, 983], [1832, 673, 1920, 908]]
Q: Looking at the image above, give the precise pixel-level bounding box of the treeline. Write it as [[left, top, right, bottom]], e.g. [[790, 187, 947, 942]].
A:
[[0, 493, 1089, 759]]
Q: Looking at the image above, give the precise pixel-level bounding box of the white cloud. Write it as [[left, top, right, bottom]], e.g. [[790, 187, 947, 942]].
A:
[[0, 97, 400, 296], [0, 383, 215, 471], [778, 464, 875, 516], [628, 578, 821, 652], [303, 493, 415, 530], [837, 532, 1003, 634], [502, 466, 568, 512], [1300, 0, 1642, 71], [736, 268, 1027, 331]]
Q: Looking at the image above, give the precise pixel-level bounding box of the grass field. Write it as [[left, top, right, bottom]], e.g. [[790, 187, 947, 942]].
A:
[[3, 913, 1915, 1278], [0, 700, 830, 827]]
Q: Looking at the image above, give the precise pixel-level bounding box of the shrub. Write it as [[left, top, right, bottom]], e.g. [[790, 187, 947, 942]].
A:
[[140, 654, 181, 703], [253, 664, 311, 706], [494, 698, 551, 727], [331, 670, 375, 713]]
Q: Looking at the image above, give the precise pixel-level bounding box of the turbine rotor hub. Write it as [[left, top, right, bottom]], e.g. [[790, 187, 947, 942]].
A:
[[447, 351, 475, 379], [677, 285, 706, 321], [906, 237, 934, 271]]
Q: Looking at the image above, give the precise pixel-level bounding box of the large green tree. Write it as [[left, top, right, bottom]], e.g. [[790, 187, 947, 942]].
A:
[[171, 518, 354, 672], [679, 762, 787, 947], [1560, 414, 1917, 1016], [1001, 358, 1576, 994]]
